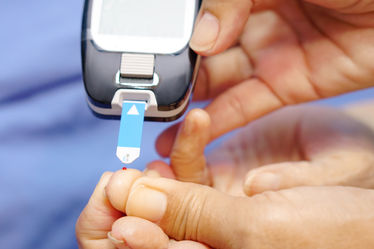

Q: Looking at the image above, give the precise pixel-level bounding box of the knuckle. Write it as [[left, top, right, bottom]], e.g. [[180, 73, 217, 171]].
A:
[[163, 184, 209, 241], [225, 89, 249, 125]]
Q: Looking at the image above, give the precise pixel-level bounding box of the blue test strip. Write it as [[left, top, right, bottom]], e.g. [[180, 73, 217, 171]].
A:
[[116, 100, 146, 164]]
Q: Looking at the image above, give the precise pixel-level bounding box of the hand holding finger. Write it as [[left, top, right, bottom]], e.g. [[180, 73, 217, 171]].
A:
[[76, 172, 122, 249], [105, 170, 374, 249]]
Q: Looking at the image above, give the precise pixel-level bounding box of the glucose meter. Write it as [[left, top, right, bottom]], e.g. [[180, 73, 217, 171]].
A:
[[81, 0, 201, 121]]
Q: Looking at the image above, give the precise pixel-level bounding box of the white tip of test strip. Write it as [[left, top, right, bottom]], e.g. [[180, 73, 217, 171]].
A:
[[117, 101, 146, 164], [116, 147, 140, 164]]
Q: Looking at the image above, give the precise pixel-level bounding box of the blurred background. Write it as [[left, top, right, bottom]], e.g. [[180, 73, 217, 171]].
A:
[[0, 1, 373, 249]]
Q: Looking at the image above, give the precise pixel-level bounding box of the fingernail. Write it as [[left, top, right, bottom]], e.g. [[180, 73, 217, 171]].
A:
[[126, 185, 167, 223], [190, 11, 219, 52], [144, 169, 161, 178], [108, 232, 129, 248], [246, 173, 281, 194]]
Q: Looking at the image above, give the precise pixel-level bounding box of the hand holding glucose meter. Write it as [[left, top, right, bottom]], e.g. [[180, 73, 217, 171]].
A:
[[81, 0, 201, 163]]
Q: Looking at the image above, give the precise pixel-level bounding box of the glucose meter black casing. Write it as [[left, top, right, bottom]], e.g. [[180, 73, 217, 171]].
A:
[[81, 0, 201, 121]]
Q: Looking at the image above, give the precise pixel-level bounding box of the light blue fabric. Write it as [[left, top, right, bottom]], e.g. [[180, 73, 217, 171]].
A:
[[0, 1, 373, 249], [0, 1, 171, 248]]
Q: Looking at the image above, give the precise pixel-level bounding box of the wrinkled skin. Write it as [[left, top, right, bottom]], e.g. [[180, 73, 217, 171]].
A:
[[158, 0, 374, 151], [77, 104, 374, 249]]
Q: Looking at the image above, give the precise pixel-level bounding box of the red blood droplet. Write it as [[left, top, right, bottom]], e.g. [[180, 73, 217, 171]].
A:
[[122, 167, 127, 171]]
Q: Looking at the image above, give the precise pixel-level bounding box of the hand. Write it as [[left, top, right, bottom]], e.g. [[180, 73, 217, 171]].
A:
[[160, 0, 374, 147], [76, 105, 374, 249], [76, 171, 210, 249], [154, 106, 374, 196], [100, 170, 374, 249]]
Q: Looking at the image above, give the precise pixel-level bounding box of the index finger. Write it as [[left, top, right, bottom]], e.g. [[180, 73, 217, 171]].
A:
[[155, 78, 283, 157], [205, 78, 283, 140]]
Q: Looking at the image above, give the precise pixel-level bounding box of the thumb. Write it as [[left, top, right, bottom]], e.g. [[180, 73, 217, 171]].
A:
[[76, 172, 123, 249], [190, 0, 251, 55], [106, 171, 252, 249]]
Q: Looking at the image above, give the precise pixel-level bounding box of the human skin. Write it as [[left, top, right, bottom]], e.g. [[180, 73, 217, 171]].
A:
[[345, 100, 374, 131], [162, 106, 374, 196], [75, 172, 210, 249], [76, 104, 374, 249], [103, 173, 374, 249], [157, 0, 374, 154]]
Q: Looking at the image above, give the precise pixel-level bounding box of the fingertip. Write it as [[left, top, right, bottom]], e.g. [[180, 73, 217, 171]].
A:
[[244, 171, 281, 196], [146, 160, 168, 169], [146, 160, 176, 179], [155, 110, 211, 158], [187, 109, 211, 130], [190, 11, 220, 54], [105, 169, 143, 212], [178, 109, 211, 143], [190, 0, 252, 56], [110, 216, 169, 249]]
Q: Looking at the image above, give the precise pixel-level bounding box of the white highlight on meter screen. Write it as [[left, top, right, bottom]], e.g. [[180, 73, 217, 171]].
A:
[[100, 0, 185, 38], [90, 0, 196, 54]]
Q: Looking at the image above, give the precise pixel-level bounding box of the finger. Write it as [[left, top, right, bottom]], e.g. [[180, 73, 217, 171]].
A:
[[193, 47, 253, 101], [146, 160, 176, 179], [157, 78, 284, 156], [243, 106, 374, 196], [170, 109, 211, 184], [105, 172, 374, 248], [76, 172, 122, 249], [244, 161, 312, 196], [108, 216, 169, 249], [244, 148, 374, 196], [190, 0, 251, 55], [105, 169, 143, 212], [109, 216, 210, 249], [156, 8, 315, 148], [106, 175, 253, 249], [168, 240, 211, 249], [205, 78, 284, 140]]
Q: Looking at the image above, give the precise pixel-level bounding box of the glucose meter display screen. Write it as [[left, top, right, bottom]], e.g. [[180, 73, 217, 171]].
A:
[[99, 0, 185, 39]]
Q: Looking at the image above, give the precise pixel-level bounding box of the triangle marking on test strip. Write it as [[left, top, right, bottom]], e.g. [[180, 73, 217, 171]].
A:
[[127, 104, 139, 115]]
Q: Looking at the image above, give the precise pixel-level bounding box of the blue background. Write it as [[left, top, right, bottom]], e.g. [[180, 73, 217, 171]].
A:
[[0, 1, 373, 249]]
